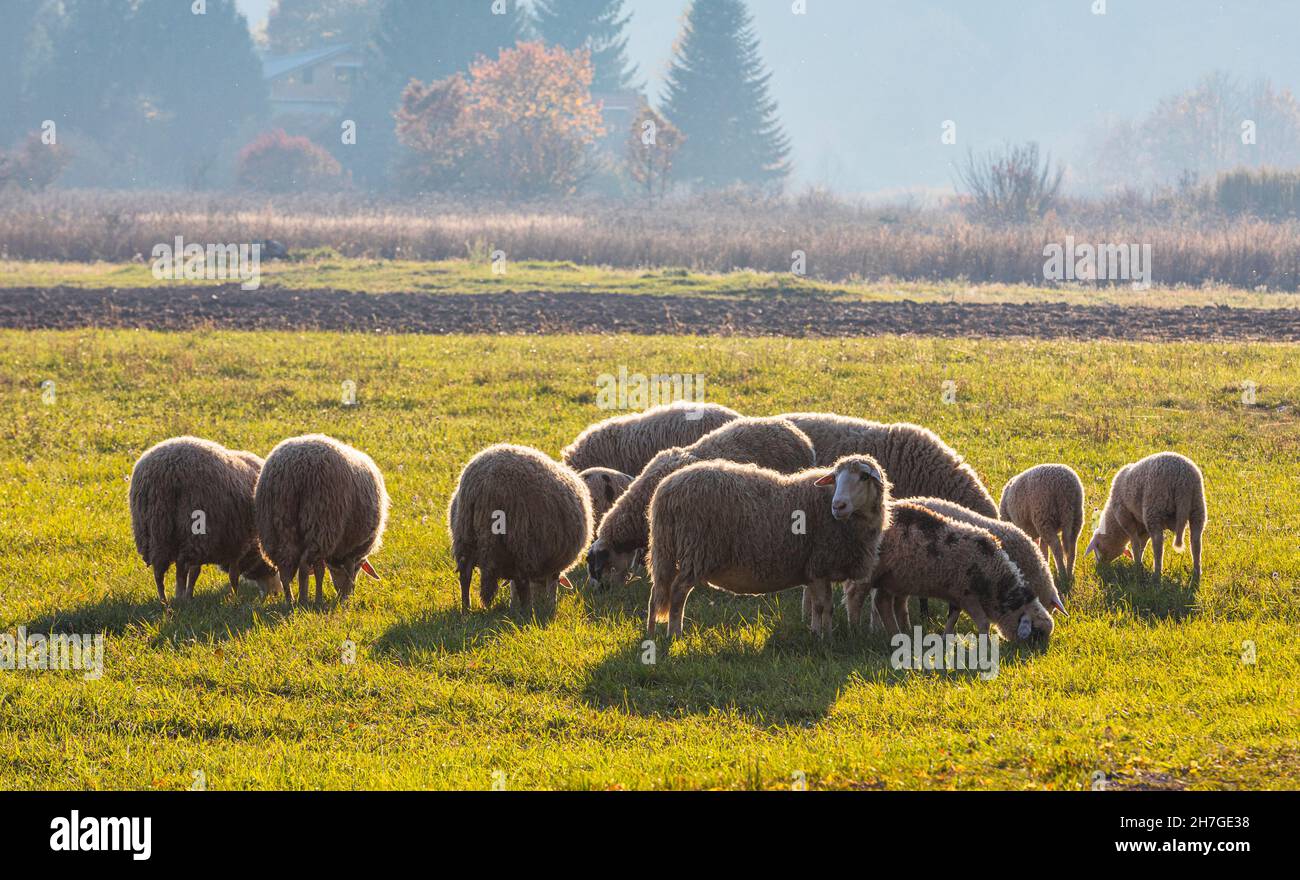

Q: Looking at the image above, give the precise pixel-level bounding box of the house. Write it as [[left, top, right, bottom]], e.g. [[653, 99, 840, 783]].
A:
[[260, 43, 362, 119], [592, 91, 642, 154]]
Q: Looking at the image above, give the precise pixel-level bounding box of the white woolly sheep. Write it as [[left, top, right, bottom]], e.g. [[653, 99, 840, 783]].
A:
[[999, 463, 1085, 582], [844, 501, 1054, 643], [255, 434, 389, 605], [579, 467, 634, 525], [449, 444, 594, 613], [1086, 452, 1206, 583], [646, 455, 889, 638], [561, 401, 741, 475], [587, 416, 816, 588], [129, 436, 281, 604]]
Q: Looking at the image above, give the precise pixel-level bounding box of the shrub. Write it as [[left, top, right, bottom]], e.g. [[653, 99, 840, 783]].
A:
[[958, 142, 1063, 224], [235, 130, 342, 193], [0, 132, 71, 192], [1215, 167, 1300, 219]]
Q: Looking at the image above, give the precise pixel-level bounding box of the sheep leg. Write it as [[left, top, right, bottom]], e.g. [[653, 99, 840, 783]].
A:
[[314, 561, 325, 604], [867, 589, 884, 632], [1148, 525, 1164, 585], [944, 607, 962, 636], [227, 563, 240, 598], [1064, 525, 1080, 579], [1044, 532, 1066, 582], [668, 584, 691, 639], [297, 562, 311, 605], [186, 565, 202, 599], [1190, 522, 1203, 580], [806, 580, 833, 638], [872, 589, 900, 636], [511, 580, 532, 614], [458, 565, 473, 611], [153, 562, 170, 605], [963, 601, 991, 636], [892, 594, 911, 635], [801, 586, 812, 621], [843, 581, 868, 629], [278, 561, 295, 604]]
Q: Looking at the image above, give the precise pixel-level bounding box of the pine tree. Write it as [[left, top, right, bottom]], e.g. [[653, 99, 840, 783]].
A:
[[344, 0, 525, 186], [267, 0, 377, 53], [661, 0, 790, 188], [533, 0, 638, 93]]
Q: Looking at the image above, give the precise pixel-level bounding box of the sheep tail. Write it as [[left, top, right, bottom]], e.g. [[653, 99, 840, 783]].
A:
[[649, 541, 675, 626], [1171, 497, 1192, 552]]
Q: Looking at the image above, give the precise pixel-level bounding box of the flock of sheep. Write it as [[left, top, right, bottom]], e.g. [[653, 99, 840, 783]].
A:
[[127, 401, 1207, 647]]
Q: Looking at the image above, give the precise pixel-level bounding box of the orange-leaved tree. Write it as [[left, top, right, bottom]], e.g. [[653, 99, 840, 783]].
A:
[[396, 41, 605, 196]]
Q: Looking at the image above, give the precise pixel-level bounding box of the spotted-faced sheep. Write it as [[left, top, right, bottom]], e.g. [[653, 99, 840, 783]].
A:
[[999, 464, 1085, 582], [129, 436, 281, 604], [1086, 452, 1206, 583], [646, 456, 889, 638], [913, 498, 1065, 629], [579, 467, 634, 525], [449, 444, 594, 613], [561, 401, 741, 475], [255, 434, 389, 605], [587, 416, 816, 588], [844, 501, 1054, 643]]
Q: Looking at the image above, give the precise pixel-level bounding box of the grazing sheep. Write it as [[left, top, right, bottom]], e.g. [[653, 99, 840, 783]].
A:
[[579, 467, 634, 524], [913, 498, 1066, 628], [646, 456, 889, 638], [782, 412, 997, 620], [844, 501, 1054, 643], [255, 434, 389, 605], [561, 401, 741, 475], [999, 464, 1085, 582], [449, 444, 593, 613], [1086, 452, 1206, 583], [129, 436, 280, 604], [587, 416, 816, 588]]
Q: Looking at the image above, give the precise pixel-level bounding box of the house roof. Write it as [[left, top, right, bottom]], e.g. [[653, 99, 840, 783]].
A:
[[260, 44, 355, 81]]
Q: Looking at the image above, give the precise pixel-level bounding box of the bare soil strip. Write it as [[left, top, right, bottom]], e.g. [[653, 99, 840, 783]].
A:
[[2, 285, 1298, 341]]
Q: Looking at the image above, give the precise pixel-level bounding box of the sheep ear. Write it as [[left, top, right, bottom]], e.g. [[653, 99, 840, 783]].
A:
[[1084, 535, 1098, 557], [1122, 547, 1133, 559], [360, 559, 380, 580], [559, 574, 573, 590], [1050, 595, 1067, 616], [1016, 613, 1033, 640], [813, 473, 835, 486]]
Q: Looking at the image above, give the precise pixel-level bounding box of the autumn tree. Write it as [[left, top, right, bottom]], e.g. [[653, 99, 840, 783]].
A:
[[625, 102, 683, 201], [396, 41, 605, 197]]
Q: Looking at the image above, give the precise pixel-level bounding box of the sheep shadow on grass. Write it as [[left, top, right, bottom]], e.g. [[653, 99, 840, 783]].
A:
[[24, 578, 295, 648], [578, 588, 1032, 725], [374, 595, 563, 664], [1092, 559, 1200, 622]]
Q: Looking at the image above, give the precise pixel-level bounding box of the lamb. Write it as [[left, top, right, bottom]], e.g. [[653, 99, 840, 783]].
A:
[[646, 455, 889, 638], [999, 464, 1085, 582], [579, 467, 634, 524], [586, 416, 816, 588], [255, 434, 389, 605], [449, 444, 594, 613], [1085, 452, 1206, 583], [129, 436, 281, 604], [912, 498, 1066, 628], [561, 401, 741, 475], [844, 501, 1054, 643]]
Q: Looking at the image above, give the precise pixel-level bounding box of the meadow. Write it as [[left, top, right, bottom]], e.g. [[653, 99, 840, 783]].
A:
[[0, 330, 1296, 789]]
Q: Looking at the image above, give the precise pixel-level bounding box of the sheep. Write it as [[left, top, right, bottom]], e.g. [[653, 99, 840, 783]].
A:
[[844, 501, 1054, 643], [129, 436, 280, 604], [912, 498, 1066, 629], [449, 444, 593, 614], [255, 434, 389, 605], [579, 467, 634, 525], [646, 455, 890, 638], [586, 416, 816, 589], [561, 401, 741, 475], [781, 412, 997, 620], [999, 464, 1085, 582], [1085, 452, 1206, 583]]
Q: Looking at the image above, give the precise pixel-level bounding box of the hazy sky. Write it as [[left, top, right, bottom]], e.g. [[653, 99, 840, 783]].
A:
[[237, 1, 1300, 194]]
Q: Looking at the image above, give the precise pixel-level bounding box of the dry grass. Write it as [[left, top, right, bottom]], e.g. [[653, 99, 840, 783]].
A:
[[2, 189, 1299, 290]]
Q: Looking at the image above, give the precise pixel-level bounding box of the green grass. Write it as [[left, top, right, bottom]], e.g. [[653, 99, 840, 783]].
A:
[[4, 256, 1299, 309], [0, 330, 1297, 790]]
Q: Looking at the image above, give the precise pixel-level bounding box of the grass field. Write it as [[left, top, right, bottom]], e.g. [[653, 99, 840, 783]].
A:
[[4, 257, 1299, 310], [0, 330, 1297, 789]]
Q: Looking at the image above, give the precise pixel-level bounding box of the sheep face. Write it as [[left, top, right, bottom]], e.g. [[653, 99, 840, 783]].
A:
[[327, 556, 379, 602], [995, 600, 1055, 643], [586, 536, 636, 590], [818, 456, 886, 521], [1085, 527, 1129, 564]]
